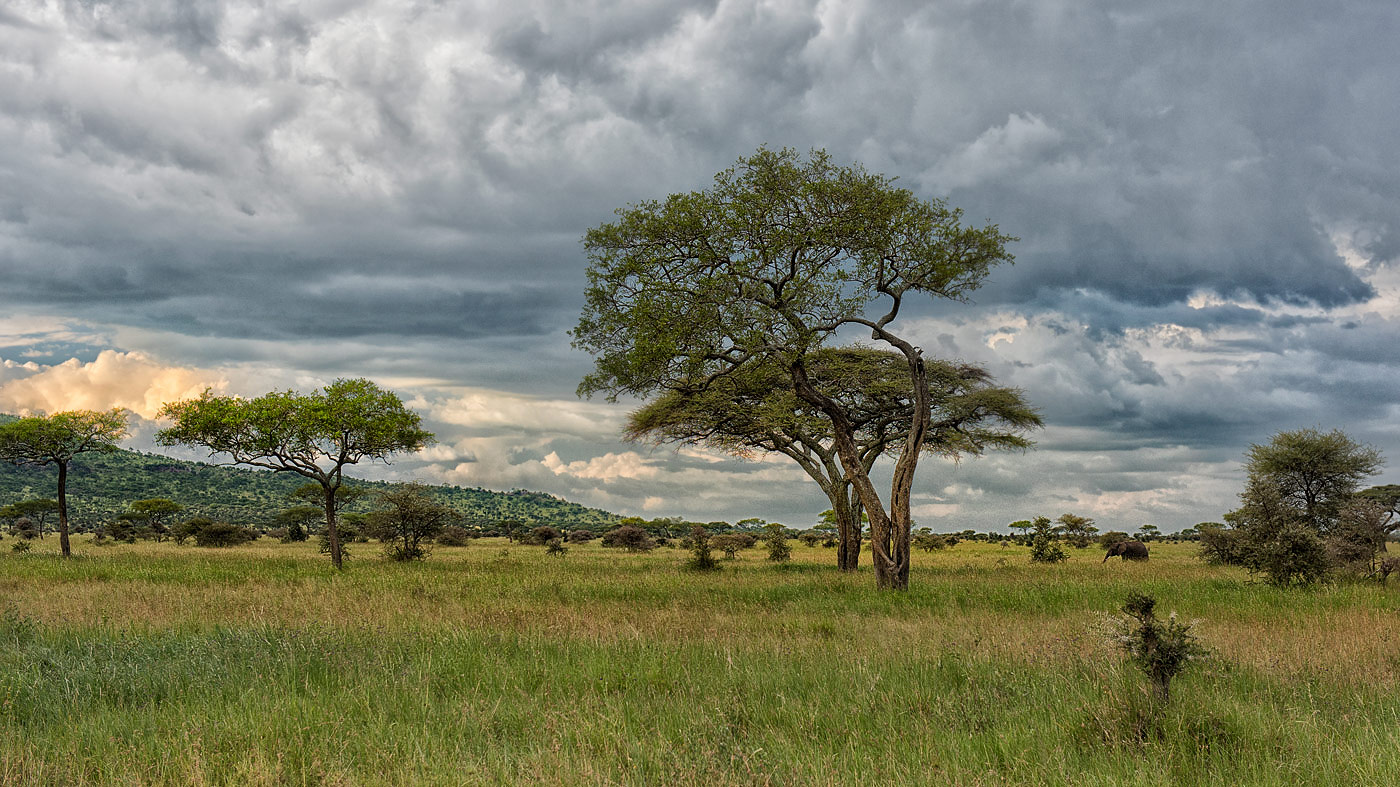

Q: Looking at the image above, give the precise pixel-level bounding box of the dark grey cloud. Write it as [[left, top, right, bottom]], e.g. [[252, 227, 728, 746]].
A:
[[2, 0, 1398, 528]]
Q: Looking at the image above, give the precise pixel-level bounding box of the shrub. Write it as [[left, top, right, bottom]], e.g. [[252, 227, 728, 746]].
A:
[[546, 537, 569, 556], [1196, 524, 1247, 566], [685, 525, 718, 571], [436, 525, 472, 547], [601, 525, 656, 552], [567, 529, 596, 544], [1250, 523, 1331, 587], [1111, 592, 1206, 703], [528, 526, 563, 546], [763, 523, 792, 563], [711, 534, 748, 559], [194, 521, 259, 547], [798, 531, 821, 547], [365, 483, 458, 562], [11, 540, 30, 553], [1030, 535, 1067, 564], [913, 531, 948, 552]]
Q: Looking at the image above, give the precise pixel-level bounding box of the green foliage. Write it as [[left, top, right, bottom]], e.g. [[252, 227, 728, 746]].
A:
[[1056, 513, 1098, 548], [0, 408, 130, 557], [1112, 592, 1206, 702], [191, 520, 259, 548], [573, 147, 1019, 592], [1097, 531, 1131, 549], [762, 522, 792, 563], [710, 533, 753, 559], [1028, 516, 1066, 564], [156, 379, 434, 569], [364, 483, 458, 562], [1222, 428, 1385, 586], [436, 525, 473, 547], [0, 444, 617, 531], [601, 525, 656, 552], [685, 525, 719, 571], [527, 526, 563, 546], [545, 537, 569, 556]]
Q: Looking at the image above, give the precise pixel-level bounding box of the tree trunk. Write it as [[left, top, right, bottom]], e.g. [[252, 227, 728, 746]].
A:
[[323, 484, 344, 570], [56, 460, 72, 558], [833, 487, 862, 572]]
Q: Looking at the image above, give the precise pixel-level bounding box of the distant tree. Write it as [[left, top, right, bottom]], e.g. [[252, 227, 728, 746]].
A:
[[574, 147, 1017, 591], [1097, 531, 1132, 549], [0, 499, 59, 539], [913, 529, 949, 552], [1009, 520, 1033, 545], [0, 409, 129, 557], [528, 526, 564, 546], [192, 519, 259, 547], [1135, 524, 1162, 542], [157, 379, 433, 569], [601, 525, 656, 552], [436, 525, 473, 547], [1056, 513, 1098, 548], [364, 483, 458, 562], [275, 505, 321, 543], [1355, 484, 1400, 540], [711, 533, 751, 559], [566, 529, 596, 544], [118, 498, 184, 542]]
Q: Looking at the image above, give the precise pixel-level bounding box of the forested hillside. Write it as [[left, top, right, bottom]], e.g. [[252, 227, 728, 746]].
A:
[[0, 420, 618, 529]]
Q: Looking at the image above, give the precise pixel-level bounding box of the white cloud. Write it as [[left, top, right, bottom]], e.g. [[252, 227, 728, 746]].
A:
[[0, 350, 226, 419]]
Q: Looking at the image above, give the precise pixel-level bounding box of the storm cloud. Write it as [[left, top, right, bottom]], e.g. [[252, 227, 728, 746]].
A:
[[2, 0, 1397, 529]]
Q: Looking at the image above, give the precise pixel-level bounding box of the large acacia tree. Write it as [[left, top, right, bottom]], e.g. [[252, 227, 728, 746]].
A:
[[156, 378, 433, 570], [626, 347, 1040, 572], [0, 409, 130, 557], [574, 147, 1017, 589]]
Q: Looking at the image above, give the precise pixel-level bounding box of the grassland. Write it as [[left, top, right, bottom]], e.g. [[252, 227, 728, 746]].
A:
[[2, 537, 1398, 785]]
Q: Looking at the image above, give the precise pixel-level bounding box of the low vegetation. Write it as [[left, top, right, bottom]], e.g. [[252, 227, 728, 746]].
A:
[[3, 538, 1398, 785]]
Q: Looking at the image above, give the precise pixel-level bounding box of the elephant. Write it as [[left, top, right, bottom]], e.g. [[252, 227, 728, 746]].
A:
[[1102, 540, 1149, 562]]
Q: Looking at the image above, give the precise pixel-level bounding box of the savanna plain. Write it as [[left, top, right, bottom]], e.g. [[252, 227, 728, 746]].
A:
[[2, 538, 1398, 786]]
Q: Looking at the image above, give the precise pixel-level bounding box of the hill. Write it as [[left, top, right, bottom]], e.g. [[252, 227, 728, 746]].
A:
[[0, 424, 619, 529]]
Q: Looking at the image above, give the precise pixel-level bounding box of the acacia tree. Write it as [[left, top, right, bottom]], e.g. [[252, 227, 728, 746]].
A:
[[1224, 428, 1383, 585], [365, 482, 458, 561], [0, 499, 60, 539], [118, 498, 184, 542], [0, 409, 129, 557], [626, 347, 1038, 571], [575, 148, 1016, 589], [156, 378, 433, 570]]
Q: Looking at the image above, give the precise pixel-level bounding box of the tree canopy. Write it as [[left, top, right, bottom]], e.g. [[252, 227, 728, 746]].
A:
[[0, 408, 129, 557], [574, 147, 1018, 589], [625, 347, 1039, 571], [156, 378, 433, 569]]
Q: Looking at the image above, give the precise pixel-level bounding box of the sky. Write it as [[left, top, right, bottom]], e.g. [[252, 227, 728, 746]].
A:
[[2, 0, 1398, 532]]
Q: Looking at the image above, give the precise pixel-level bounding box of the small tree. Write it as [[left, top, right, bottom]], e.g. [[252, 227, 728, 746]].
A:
[[118, 499, 184, 542], [763, 522, 792, 563], [1028, 516, 1066, 563], [546, 537, 569, 556], [192, 520, 259, 547], [157, 379, 433, 569], [364, 483, 458, 562], [0, 409, 130, 557], [528, 526, 564, 546], [437, 525, 473, 547], [711, 534, 749, 559], [686, 525, 719, 571], [275, 505, 321, 543], [1057, 513, 1098, 548], [1134, 524, 1161, 543], [0, 500, 59, 539], [1112, 592, 1205, 703], [601, 525, 656, 552]]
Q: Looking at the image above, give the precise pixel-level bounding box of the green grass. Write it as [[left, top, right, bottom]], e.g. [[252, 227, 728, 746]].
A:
[[2, 538, 1398, 785]]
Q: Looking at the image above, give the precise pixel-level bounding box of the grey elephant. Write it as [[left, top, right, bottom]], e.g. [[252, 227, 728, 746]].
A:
[[1102, 540, 1149, 562]]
